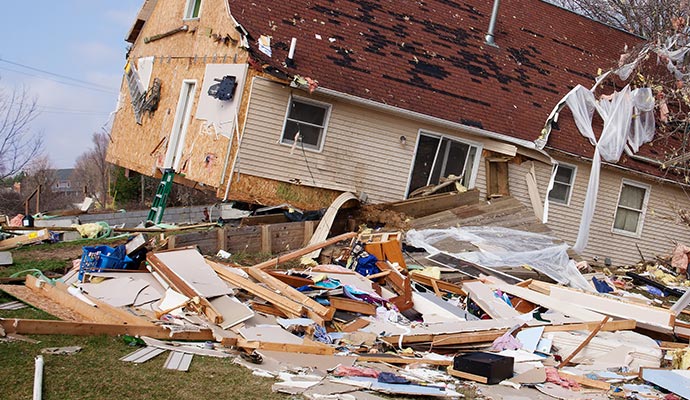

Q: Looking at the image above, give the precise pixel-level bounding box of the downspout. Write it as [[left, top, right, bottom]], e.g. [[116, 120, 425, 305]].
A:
[[485, 0, 501, 47]]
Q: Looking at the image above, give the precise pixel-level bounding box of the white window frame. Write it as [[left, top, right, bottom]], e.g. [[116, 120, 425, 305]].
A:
[[279, 95, 331, 153], [404, 129, 483, 197], [611, 179, 651, 238], [183, 0, 203, 20], [165, 79, 197, 170], [548, 162, 577, 205]]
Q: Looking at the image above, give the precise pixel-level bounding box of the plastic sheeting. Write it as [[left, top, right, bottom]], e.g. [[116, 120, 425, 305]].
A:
[[539, 84, 655, 253], [405, 226, 592, 291]]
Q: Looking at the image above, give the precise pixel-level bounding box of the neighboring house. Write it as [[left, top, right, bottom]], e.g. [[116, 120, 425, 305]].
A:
[[52, 169, 82, 197], [107, 0, 690, 265]]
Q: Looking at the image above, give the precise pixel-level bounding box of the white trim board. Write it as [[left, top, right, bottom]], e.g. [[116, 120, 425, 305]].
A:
[[492, 284, 605, 322], [463, 281, 520, 319], [548, 286, 674, 329]]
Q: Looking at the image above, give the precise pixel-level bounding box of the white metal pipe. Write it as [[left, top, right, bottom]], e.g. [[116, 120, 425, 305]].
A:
[[485, 0, 501, 47], [33, 355, 44, 400], [288, 38, 297, 60]]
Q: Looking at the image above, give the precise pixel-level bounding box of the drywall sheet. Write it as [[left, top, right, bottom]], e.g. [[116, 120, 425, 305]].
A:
[[463, 281, 521, 319], [196, 63, 248, 137], [239, 325, 304, 345], [80, 277, 150, 308], [641, 369, 690, 399], [154, 249, 233, 298], [493, 284, 605, 322], [209, 294, 254, 329], [137, 56, 154, 89]]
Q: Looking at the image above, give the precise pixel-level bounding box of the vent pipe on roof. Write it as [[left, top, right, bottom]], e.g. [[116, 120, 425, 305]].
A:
[[286, 37, 297, 68], [485, 0, 500, 47]]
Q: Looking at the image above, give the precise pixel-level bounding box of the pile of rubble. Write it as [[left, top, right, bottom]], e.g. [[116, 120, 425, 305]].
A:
[[1, 224, 690, 399], [2, 191, 690, 399]]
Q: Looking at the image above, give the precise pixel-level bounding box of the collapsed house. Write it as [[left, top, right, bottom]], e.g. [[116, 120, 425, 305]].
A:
[[107, 0, 690, 267]]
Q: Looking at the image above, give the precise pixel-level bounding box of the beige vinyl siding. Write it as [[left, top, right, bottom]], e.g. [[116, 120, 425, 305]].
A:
[[510, 158, 690, 265], [239, 78, 490, 203]]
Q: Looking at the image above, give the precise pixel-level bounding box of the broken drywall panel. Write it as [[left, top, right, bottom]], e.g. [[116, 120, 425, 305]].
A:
[[153, 249, 233, 298], [330, 377, 459, 397], [137, 56, 154, 89], [209, 294, 254, 329], [463, 281, 521, 319], [258, 350, 356, 376], [516, 327, 545, 353], [550, 330, 661, 372], [80, 277, 150, 308], [196, 63, 248, 137], [548, 286, 674, 329], [413, 291, 472, 321], [141, 337, 232, 358], [239, 325, 304, 345], [157, 288, 190, 317], [641, 368, 690, 399]]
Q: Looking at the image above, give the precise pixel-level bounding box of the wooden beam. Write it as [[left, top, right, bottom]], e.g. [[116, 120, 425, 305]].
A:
[[261, 225, 271, 253], [252, 231, 358, 269], [208, 261, 305, 317], [557, 316, 610, 368], [246, 267, 332, 321], [329, 297, 376, 315], [340, 318, 370, 333], [0, 318, 214, 341], [356, 354, 451, 366], [409, 273, 467, 297], [248, 302, 288, 318], [557, 371, 611, 391], [24, 275, 150, 326], [234, 338, 335, 355], [447, 367, 488, 384]]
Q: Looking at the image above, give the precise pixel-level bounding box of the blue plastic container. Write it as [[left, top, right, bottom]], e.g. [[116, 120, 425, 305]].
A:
[[78, 245, 132, 281]]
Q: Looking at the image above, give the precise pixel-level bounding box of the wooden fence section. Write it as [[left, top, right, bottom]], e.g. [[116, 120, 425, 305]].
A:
[[170, 220, 317, 255]]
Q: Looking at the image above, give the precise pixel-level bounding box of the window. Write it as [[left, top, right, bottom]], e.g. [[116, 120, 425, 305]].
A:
[[280, 97, 331, 151], [612, 180, 650, 236], [184, 0, 202, 19], [56, 180, 71, 189], [548, 163, 576, 204], [407, 132, 480, 197]]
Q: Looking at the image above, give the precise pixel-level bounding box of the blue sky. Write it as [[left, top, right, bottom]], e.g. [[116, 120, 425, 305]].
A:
[[0, 0, 142, 168]]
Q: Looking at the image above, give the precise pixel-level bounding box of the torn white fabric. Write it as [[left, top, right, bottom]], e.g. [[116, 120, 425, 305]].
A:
[[405, 226, 591, 290]]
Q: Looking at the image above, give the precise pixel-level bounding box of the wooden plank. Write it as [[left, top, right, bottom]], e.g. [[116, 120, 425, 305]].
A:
[[0, 284, 86, 321], [557, 372, 611, 391], [329, 297, 376, 315], [447, 367, 488, 384], [0, 229, 51, 251], [246, 267, 332, 321], [252, 231, 357, 269], [217, 227, 227, 252], [208, 261, 304, 317], [0, 318, 214, 340], [557, 316, 610, 368], [249, 302, 288, 318], [303, 220, 315, 246], [383, 189, 480, 218], [341, 318, 370, 333], [356, 354, 452, 366], [235, 338, 335, 355], [549, 286, 674, 329], [23, 275, 129, 325], [266, 270, 314, 288], [261, 225, 271, 253]]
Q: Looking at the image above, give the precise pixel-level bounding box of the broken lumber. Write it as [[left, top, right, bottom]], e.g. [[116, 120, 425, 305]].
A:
[[0, 229, 51, 251], [253, 231, 358, 269], [0, 319, 213, 340], [208, 261, 305, 318], [557, 316, 610, 368], [245, 267, 333, 321]]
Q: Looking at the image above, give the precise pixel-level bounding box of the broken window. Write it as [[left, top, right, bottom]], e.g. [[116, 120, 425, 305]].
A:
[[548, 163, 576, 205], [280, 96, 331, 151], [612, 180, 650, 236], [184, 0, 202, 19], [407, 133, 479, 197]]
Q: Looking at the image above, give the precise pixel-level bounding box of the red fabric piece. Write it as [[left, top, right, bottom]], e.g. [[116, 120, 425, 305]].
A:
[[332, 365, 380, 378]]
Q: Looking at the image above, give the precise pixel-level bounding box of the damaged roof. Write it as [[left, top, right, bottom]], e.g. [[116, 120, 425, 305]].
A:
[[228, 1, 646, 155]]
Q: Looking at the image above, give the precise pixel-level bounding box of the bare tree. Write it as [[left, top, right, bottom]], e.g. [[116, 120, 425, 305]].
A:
[[74, 131, 113, 208], [0, 86, 43, 180], [19, 155, 72, 212], [551, 0, 689, 38]]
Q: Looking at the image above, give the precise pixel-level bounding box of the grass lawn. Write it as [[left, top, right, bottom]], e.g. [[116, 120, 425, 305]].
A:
[[0, 240, 289, 400]]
